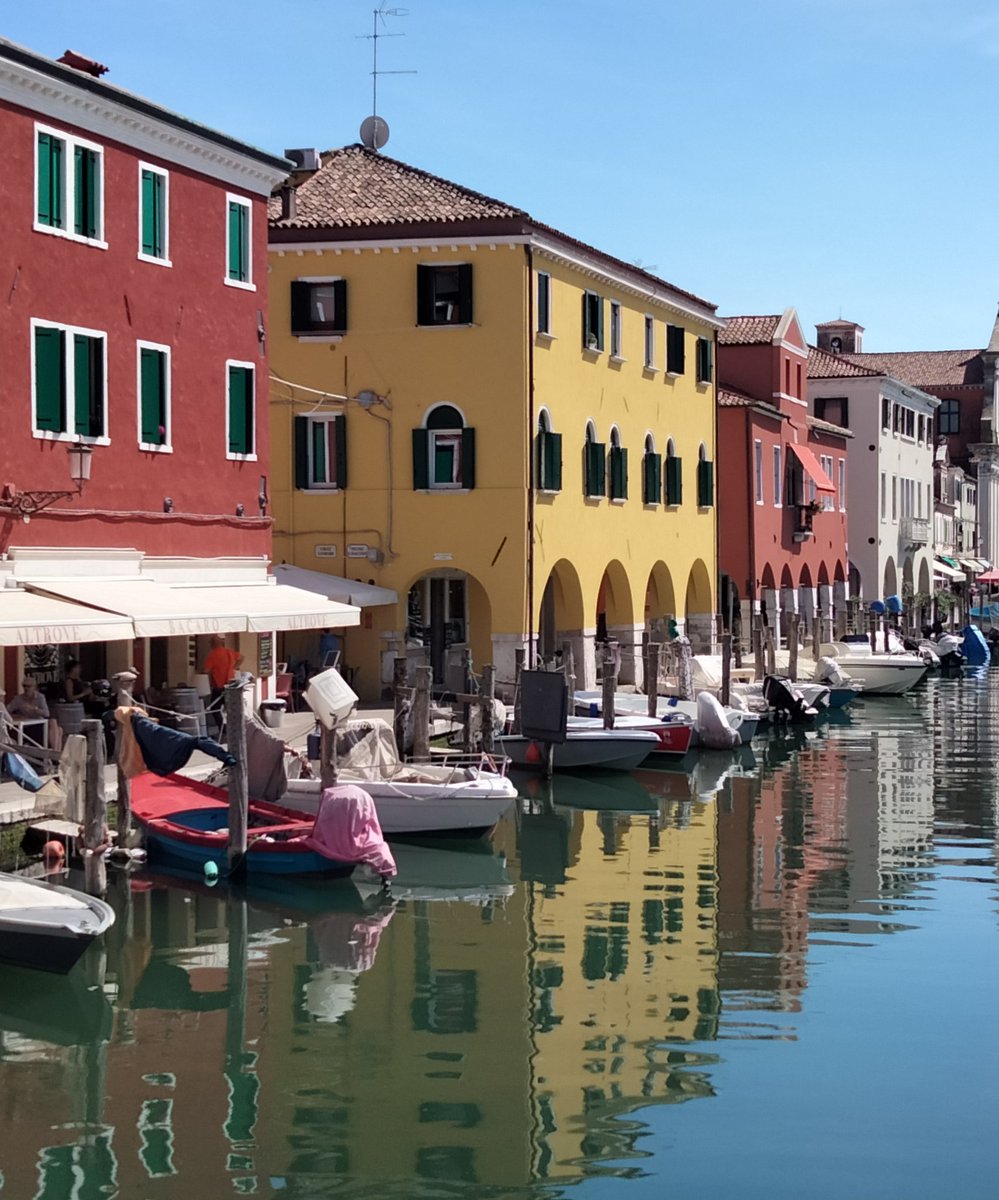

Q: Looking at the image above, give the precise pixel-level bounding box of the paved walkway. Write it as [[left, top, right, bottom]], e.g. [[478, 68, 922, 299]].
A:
[[0, 705, 397, 828]]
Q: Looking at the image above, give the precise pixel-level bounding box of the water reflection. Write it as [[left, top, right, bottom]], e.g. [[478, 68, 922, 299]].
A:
[[1, 677, 998, 1195]]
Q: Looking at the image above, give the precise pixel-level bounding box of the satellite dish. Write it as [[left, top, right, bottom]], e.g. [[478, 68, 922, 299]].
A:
[[359, 115, 390, 150]]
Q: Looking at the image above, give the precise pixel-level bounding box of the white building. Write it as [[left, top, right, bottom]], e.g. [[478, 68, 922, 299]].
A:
[[809, 322, 938, 604]]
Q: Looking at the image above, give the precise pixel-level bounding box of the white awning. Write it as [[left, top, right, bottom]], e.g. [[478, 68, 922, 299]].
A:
[[0, 589, 135, 646], [180, 583, 360, 632], [934, 560, 965, 581], [272, 563, 398, 608], [27, 578, 359, 636]]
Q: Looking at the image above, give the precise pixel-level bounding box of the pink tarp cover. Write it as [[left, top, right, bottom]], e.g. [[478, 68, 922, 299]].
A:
[[305, 784, 397, 879]]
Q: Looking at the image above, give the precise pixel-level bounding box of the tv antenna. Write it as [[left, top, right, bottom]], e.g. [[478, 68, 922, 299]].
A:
[[357, 3, 416, 150]]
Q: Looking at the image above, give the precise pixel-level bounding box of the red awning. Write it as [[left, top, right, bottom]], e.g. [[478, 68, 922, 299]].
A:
[[789, 443, 835, 493]]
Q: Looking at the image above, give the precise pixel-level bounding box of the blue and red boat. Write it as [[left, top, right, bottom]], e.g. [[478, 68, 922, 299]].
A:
[[131, 773, 396, 882]]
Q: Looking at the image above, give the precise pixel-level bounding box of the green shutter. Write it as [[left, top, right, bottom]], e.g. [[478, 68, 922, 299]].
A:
[[332, 279, 348, 333], [610, 447, 628, 500], [586, 441, 606, 497], [290, 281, 312, 334], [293, 416, 309, 488], [334, 414, 348, 488], [141, 169, 164, 256], [596, 297, 604, 352], [311, 419, 327, 483], [581, 293, 589, 348], [644, 452, 661, 503], [461, 427, 476, 489], [698, 459, 714, 506], [457, 264, 473, 324], [550, 431, 563, 491], [535, 430, 545, 488], [140, 348, 165, 444], [34, 326, 66, 432], [74, 147, 99, 239], [697, 338, 713, 383], [668, 325, 686, 374], [228, 366, 253, 454], [37, 133, 63, 228], [73, 334, 102, 437], [412, 427, 430, 489], [228, 201, 247, 281], [666, 456, 683, 505], [417, 265, 434, 325]]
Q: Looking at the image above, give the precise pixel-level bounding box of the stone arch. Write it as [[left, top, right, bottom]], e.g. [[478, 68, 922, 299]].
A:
[[597, 559, 635, 631], [683, 558, 714, 650], [917, 558, 931, 595], [537, 558, 586, 660], [645, 561, 676, 624], [780, 564, 794, 590], [818, 561, 830, 586], [799, 564, 814, 588], [404, 567, 491, 689], [883, 557, 897, 598]]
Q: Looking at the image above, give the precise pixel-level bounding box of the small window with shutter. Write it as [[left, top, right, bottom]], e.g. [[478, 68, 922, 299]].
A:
[[696, 337, 713, 384], [294, 414, 348, 489], [35, 123, 104, 245], [225, 195, 252, 287], [139, 164, 169, 263], [138, 342, 171, 450], [413, 404, 475, 489], [536, 411, 562, 492], [32, 319, 106, 439], [291, 279, 348, 336], [226, 361, 256, 458], [417, 265, 473, 326]]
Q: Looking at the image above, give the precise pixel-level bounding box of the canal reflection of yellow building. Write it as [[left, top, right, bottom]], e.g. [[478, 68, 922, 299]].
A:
[[524, 802, 719, 1177]]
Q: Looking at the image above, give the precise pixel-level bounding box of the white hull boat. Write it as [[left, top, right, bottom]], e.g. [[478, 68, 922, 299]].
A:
[[499, 728, 660, 772], [0, 871, 115, 974], [819, 641, 928, 696], [574, 691, 759, 745]]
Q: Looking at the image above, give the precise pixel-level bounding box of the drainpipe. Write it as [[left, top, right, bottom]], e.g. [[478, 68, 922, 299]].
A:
[[747, 405, 757, 617], [526, 244, 536, 667]]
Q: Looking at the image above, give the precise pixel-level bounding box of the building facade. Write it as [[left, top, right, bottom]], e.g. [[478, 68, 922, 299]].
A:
[[268, 146, 721, 698], [808, 324, 938, 606], [717, 310, 850, 643], [0, 39, 352, 699]]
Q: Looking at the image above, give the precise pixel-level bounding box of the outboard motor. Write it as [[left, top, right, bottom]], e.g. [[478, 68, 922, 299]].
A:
[[762, 675, 819, 723]]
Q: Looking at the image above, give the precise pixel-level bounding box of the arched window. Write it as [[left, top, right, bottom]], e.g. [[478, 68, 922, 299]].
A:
[[697, 442, 714, 507], [608, 426, 628, 501], [583, 421, 605, 498], [536, 408, 562, 492], [642, 433, 661, 505], [664, 437, 682, 506], [412, 404, 475, 490]]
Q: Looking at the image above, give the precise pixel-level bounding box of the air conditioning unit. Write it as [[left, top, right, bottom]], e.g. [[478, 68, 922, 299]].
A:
[[284, 147, 321, 172]]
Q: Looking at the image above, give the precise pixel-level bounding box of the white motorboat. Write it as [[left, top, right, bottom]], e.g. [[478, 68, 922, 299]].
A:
[[0, 871, 115, 974], [818, 639, 928, 696], [498, 727, 661, 772], [566, 713, 695, 758], [574, 690, 759, 746]]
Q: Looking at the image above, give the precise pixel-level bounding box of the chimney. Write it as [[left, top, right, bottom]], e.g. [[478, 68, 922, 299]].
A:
[[276, 184, 297, 222], [815, 320, 864, 356], [57, 50, 109, 78]]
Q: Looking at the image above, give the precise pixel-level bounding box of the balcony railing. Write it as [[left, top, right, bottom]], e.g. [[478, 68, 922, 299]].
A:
[[900, 517, 930, 545]]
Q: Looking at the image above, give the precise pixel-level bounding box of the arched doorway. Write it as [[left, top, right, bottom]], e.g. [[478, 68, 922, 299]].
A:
[[597, 560, 638, 683], [684, 558, 714, 651], [406, 568, 491, 692]]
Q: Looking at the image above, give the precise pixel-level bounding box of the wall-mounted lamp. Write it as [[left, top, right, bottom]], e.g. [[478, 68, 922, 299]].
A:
[[0, 444, 93, 519], [163, 496, 174, 513]]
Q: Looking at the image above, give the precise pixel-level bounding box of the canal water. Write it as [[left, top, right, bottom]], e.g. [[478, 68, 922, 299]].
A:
[[1, 672, 997, 1199]]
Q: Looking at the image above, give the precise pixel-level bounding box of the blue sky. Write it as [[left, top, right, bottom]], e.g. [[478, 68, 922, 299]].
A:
[[7, 0, 997, 350]]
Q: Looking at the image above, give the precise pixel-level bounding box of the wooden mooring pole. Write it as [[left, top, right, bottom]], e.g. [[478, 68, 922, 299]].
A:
[[480, 664, 496, 754], [81, 718, 107, 898], [224, 681, 248, 872], [720, 633, 732, 706], [788, 614, 800, 682], [645, 641, 662, 717], [413, 665, 432, 760]]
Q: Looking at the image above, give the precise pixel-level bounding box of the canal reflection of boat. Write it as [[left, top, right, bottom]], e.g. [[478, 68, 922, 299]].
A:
[[513, 769, 658, 813], [388, 840, 514, 905], [0, 962, 113, 1046]]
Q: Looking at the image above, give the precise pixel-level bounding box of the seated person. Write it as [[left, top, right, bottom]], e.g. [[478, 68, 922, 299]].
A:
[[7, 678, 63, 753]]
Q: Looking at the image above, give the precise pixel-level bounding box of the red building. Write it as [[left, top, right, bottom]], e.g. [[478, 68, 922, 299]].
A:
[[717, 310, 850, 642], [0, 39, 353, 699]]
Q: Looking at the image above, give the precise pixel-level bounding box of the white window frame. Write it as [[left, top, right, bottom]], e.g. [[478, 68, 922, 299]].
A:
[[609, 300, 623, 359], [773, 445, 782, 507], [754, 440, 764, 504], [225, 358, 257, 462], [224, 193, 254, 291], [820, 455, 835, 509], [891, 474, 898, 522], [137, 161, 171, 267], [33, 121, 107, 249], [536, 271, 552, 336], [643, 314, 656, 369], [425, 403, 467, 491], [880, 471, 886, 519], [136, 339, 172, 453], [838, 458, 846, 511], [30, 317, 110, 444], [293, 276, 346, 341], [302, 414, 343, 490]]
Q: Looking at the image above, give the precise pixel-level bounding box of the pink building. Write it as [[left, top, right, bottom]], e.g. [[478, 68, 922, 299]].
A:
[[717, 310, 850, 642]]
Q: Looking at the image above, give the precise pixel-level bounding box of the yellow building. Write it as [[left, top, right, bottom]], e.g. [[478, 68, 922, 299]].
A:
[[268, 146, 720, 698]]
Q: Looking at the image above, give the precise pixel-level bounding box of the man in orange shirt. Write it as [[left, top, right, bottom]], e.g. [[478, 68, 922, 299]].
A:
[[204, 635, 244, 730]]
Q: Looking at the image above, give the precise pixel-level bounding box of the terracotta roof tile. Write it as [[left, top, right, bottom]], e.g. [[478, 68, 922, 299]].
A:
[[847, 349, 983, 389], [268, 144, 525, 229], [718, 315, 781, 345], [717, 386, 781, 417], [807, 345, 880, 379]]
